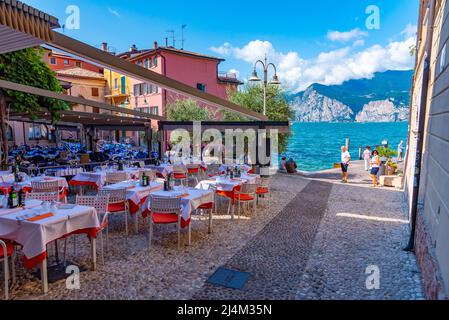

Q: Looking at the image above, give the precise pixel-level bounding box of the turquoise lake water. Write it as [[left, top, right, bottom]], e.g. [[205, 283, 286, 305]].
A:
[[284, 122, 409, 172]]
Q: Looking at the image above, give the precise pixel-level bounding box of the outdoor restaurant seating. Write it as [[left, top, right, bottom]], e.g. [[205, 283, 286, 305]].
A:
[[0, 239, 15, 300], [0, 158, 265, 298], [234, 183, 257, 219], [31, 180, 67, 203], [99, 188, 130, 235], [173, 165, 188, 186], [105, 172, 129, 185], [256, 176, 272, 207], [147, 195, 185, 249], [186, 163, 201, 185], [26, 192, 59, 203], [75, 195, 110, 265], [138, 170, 156, 182], [205, 163, 221, 177]]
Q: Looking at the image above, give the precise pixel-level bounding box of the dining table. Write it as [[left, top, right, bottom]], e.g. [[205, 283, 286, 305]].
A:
[[196, 174, 260, 219], [0, 200, 99, 293], [0, 175, 68, 195], [69, 168, 141, 190]]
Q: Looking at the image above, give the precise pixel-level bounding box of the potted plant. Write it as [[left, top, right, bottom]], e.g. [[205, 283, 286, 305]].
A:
[[377, 146, 398, 176], [386, 161, 398, 175]]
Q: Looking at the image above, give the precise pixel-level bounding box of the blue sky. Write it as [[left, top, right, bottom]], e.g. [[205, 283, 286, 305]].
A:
[[27, 0, 419, 92]]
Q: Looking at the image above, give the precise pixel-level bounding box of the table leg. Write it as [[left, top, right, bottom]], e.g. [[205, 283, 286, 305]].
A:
[[134, 211, 139, 233], [91, 237, 97, 271], [40, 259, 48, 294]]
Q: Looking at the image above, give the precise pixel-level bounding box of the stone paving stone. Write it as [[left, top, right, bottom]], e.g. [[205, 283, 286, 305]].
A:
[[193, 180, 333, 300]]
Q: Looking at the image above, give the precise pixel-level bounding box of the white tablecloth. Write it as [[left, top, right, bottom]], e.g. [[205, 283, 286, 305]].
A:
[[146, 188, 214, 221], [0, 171, 14, 183], [70, 168, 140, 188], [20, 176, 69, 190], [45, 167, 85, 177], [219, 164, 252, 173], [196, 174, 258, 192], [0, 203, 99, 261], [103, 181, 164, 208], [145, 164, 174, 178]]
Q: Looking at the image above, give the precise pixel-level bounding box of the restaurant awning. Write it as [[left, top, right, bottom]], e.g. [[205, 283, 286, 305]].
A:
[[0, 0, 269, 121], [0, 0, 59, 54]]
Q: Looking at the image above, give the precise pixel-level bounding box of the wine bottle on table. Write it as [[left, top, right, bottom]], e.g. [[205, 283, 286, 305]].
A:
[[8, 188, 18, 209], [18, 188, 25, 207]]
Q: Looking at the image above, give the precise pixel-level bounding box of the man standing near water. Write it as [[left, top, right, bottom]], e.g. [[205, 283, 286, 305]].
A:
[[397, 140, 404, 162], [363, 146, 372, 171], [341, 146, 351, 183]]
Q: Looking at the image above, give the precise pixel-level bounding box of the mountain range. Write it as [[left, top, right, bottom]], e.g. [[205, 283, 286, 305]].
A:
[[289, 70, 413, 122]]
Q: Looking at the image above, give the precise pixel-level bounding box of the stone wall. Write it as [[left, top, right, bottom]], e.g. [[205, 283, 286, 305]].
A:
[[415, 211, 447, 299]]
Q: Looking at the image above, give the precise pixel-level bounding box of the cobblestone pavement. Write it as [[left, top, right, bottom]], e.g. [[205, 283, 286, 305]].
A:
[[193, 180, 333, 300], [295, 165, 424, 300], [194, 162, 424, 300]]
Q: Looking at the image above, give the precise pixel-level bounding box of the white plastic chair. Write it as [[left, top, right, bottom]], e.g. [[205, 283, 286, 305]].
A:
[[205, 163, 221, 178], [186, 164, 201, 185], [26, 192, 59, 203], [75, 195, 110, 264], [0, 240, 16, 300], [147, 195, 185, 249], [31, 180, 67, 203], [234, 183, 257, 219], [98, 188, 130, 235], [105, 172, 128, 185], [256, 176, 272, 207]]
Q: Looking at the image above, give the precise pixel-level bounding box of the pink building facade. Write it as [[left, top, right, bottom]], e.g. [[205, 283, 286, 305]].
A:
[[118, 43, 242, 121]]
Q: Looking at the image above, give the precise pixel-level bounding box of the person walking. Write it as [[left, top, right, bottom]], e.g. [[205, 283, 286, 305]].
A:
[[340, 146, 351, 183], [370, 150, 381, 187], [363, 146, 372, 171], [397, 140, 404, 162]]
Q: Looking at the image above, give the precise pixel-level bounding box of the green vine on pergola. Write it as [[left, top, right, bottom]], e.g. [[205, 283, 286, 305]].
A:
[[0, 47, 68, 165]]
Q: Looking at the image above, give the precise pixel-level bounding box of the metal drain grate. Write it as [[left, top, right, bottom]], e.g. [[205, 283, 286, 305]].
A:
[[207, 267, 250, 290]]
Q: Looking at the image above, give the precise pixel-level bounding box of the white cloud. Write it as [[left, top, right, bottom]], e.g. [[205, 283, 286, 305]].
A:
[[401, 23, 417, 38], [327, 28, 367, 42], [108, 8, 120, 17], [353, 39, 365, 47], [210, 25, 417, 92], [229, 68, 240, 78]]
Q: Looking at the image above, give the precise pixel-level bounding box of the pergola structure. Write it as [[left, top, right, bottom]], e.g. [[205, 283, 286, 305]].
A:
[[0, 0, 288, 157]]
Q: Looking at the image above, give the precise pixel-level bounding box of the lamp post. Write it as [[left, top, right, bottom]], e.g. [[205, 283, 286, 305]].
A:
[[249, 55, 280, 116]]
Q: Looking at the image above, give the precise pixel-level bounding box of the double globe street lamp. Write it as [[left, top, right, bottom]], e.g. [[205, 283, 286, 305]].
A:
[[249, 56, 281, 116]]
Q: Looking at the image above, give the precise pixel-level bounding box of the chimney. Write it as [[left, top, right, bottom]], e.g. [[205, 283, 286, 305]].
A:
[[130, 44, 138, 52], [102, 42, 108, 52], [154, 41, 158, 49]]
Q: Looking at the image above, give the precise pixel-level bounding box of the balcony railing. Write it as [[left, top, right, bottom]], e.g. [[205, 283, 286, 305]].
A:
[[218, 72, 238, 80]]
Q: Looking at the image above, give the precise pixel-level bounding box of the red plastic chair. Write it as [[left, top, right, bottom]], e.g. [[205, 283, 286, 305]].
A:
[[147, 195, 185, 249], [234, 184, 257, 219]]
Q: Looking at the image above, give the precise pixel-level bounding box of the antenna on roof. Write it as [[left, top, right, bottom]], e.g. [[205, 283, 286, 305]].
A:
[[166, 30, 175, 48], [181, 24, 187, 50]]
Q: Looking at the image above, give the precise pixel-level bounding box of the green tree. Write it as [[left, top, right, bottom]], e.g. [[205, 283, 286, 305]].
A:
[[0, 47, 68, 164], [166, 98, 211, 121], [225, 84, 294, 153]]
